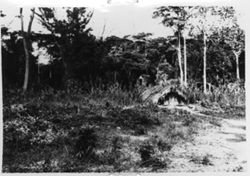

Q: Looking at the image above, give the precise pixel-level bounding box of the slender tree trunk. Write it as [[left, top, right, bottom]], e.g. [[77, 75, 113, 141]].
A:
[[233, 51, 241, 80], [22, 36, 30, 92], [114, 71, 117, 82], [37, 64, 40, 84], [177, 30, 183, 86], [62, 59, 69, 85], [101, 21, 106, 38], [49, 66, 52, 79], [56, 43, 69, 87], [183, 36, 187, 87], [203, 32, 207, 93], [20, 8, 29, 92], [20, 8, 35, 92]]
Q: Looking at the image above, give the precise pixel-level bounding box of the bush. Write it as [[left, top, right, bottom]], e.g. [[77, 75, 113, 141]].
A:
[[74, 127, 98, 159], [139, 141, 155, 163], [99, 136, 124, 164], [190, 154, 213, 166], [96, 136, 138, 172], [185, 81, 245, 107], [138, 138, 169, 171]]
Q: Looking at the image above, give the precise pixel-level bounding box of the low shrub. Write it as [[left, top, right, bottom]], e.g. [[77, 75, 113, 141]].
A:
[[96, 135, 138, 172], [138, 138, 170, 171], [74, 127, 98, 159], [185, 81, 245, 108], [190, 154, 213, 166]]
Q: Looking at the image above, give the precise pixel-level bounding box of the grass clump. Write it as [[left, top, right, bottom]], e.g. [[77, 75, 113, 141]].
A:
[[139, 139, 169, 171], [190, 154, 214, 166], [74, 127, 98, 159]]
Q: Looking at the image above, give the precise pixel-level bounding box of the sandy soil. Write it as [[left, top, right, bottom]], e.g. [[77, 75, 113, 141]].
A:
[[166, 106, 247, 172]]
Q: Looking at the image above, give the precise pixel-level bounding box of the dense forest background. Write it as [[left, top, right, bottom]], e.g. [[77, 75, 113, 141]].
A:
[[1, 7, 245, 92]]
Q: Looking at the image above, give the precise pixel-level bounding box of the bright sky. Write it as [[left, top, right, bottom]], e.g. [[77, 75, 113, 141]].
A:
[[0, 0, 247, 38], [0, 2, 172, 38], [1, 0, 247, 65], [89, 5, 173, 38]]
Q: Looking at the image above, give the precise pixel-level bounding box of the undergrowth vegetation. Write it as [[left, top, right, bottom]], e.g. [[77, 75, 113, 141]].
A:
[[2, 80, 245, 172], [185, 81, 245, 108]]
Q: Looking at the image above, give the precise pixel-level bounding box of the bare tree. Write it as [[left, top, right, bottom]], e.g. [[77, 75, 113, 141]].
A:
[[20, 8, 35, 92], [222, 24, 245, 80], [153, 6, 196, 87], [189, 7, 222, 93]]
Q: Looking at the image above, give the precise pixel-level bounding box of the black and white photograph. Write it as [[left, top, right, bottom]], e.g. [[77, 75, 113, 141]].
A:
[[0, 0, 248, 173]]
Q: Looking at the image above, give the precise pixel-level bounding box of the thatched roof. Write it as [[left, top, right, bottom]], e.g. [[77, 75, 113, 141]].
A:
[[141, 79, 187, 105]]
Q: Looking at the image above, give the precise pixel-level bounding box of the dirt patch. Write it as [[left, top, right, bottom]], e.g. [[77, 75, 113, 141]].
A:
[[165, 107, 247, 172]]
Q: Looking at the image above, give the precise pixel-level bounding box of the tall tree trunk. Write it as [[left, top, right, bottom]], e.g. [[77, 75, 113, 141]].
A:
[[20, 8, 35, 92], [233, 51, 241, 80], [114, 71, 117, 82], [177, 30, 183, 86], [203, 32, 207, 93], [55, 42, 69, 87], [37, 64, 40, 84], [62, 59, 69, 86], [183, 36, 187, 87], [20, 8, 29, 92]]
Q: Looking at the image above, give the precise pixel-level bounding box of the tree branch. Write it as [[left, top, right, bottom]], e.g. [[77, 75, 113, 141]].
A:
[[27, 8, 35, 34]]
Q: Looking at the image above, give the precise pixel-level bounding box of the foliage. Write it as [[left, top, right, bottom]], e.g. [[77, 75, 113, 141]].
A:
[[2, 85, 202, 172], [74, 127, 98, 159], [139, 139, 169, 170], [2, 6, 245, 90], [153, 6, 189, 85], [185, 80, 245, 107], [34, 8, 99, 84], [153, 6, 191, 31], [190, 154, 213, 166]]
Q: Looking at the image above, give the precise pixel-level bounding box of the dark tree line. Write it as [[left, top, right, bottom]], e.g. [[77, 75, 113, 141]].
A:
[[1, 7, 245, 92]]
